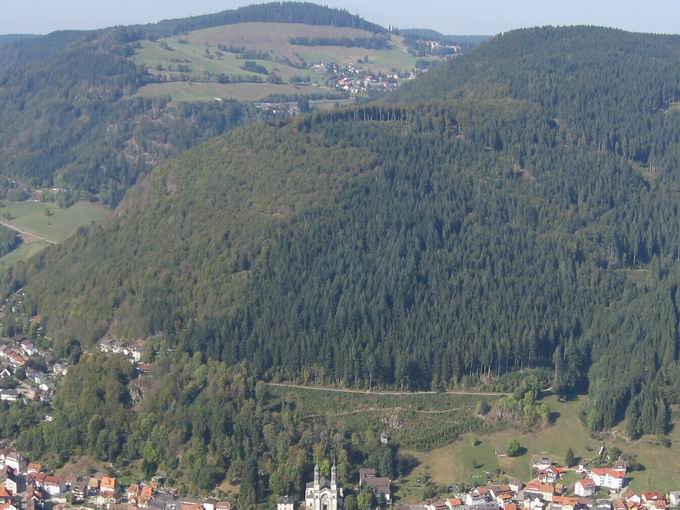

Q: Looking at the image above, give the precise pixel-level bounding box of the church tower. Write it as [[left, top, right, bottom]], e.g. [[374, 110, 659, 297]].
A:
[[305, 462, 343, 510]]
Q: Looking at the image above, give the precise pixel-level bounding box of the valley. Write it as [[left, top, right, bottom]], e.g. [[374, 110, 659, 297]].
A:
[[1, 3, 680, 510]]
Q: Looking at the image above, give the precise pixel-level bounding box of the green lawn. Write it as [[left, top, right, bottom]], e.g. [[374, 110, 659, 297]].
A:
[[0, 241, 50, 269], [398, 395, 680, 494], [134, 39, 328, 85], [0, 201, 108, 243], [0, 201, 108, 267]]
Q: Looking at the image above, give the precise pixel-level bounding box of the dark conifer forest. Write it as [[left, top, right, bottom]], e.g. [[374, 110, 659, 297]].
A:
[[8, 25, 680, 445]]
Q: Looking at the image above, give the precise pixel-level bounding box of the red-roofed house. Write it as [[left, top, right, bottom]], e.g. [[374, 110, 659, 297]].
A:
[[127, 484, 139, 504], [526, 481, 555, 502], [642, 493, 665, 504], [590, 468, 625, 490], [43, 476, 65, 496], [538, 466, 561, 485], [446, 498, 463, 510], [26, 464, 42, 475], [575, 478, 597, 498], [139, 485, 154, 507], [552, 495, 580, 510], [100, 477, 117, 495]]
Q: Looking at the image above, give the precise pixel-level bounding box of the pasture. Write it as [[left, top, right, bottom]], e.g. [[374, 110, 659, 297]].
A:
[[0, 201, 109, 267], [131, 22, 420, 101], [397, 395, 680, 496]]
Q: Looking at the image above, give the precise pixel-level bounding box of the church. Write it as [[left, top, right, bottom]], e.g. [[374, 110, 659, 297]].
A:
[[277, 463, 343, 510], [305, 464, 343, 510]]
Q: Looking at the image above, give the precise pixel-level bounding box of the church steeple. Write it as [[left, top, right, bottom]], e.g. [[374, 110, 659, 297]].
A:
[[314, 463, 320, 490], [330, 462, 337, 490]]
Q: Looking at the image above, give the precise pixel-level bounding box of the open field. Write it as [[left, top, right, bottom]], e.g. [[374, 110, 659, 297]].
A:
[[131, 22, 420, 101], [0, 201, 108, 267], [181, 22, 411, 72], [398, 396, 680, 496], [0, 201, 108, 243], [135, 81, 326, 102], [133, 36, 328, 83], [0, 241, 50, 270]]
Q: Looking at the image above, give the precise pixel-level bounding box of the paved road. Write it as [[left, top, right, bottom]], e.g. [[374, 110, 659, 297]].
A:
[[266, 382, 509, 397], [0, 220, 57, 244]]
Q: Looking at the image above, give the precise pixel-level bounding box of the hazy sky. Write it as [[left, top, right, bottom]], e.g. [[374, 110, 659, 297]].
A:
[[3, 0, 680, 36]]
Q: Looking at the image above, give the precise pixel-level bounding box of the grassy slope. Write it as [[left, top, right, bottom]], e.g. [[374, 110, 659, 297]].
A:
[[400, 396, 680, 494], [0, 201, 108, 267], [0, 201, 108, 243], [0, 242, 50, 269], [267, 384, 498, 451], [132, 22, 418, 101]]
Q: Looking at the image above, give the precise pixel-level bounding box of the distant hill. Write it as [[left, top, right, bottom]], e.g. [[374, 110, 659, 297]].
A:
[[14, 26, 680, 444], [0, 2, 402, 205], [130, 21, 421, 103], [0, 34, 38, 46], [0, 2, 383, 68], [400, 28, 490, 46], [139, 1, 386, 37]]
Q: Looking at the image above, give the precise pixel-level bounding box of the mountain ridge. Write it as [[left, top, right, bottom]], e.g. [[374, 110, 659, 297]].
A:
[[8, 24, 680, 440]]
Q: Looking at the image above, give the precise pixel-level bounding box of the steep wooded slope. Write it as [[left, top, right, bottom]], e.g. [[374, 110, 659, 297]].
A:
[[13, 26, 680, 435]]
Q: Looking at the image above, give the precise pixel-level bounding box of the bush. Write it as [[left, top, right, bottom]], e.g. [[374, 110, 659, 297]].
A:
[[506, 439, 522, 457]]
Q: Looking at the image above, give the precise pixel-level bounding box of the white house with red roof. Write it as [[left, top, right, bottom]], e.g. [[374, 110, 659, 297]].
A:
[[590, 467, 625, 490], [575, 478, 597, 497]]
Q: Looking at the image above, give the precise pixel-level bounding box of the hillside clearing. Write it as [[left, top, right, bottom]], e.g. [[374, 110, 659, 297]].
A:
[[398, 396, 680, 494], [267, 384, 499, 451], [131, 22, 420, 101], [0, 201, 108, 267]]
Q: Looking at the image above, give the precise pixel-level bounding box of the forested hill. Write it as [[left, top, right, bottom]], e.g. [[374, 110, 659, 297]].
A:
[[11, 26, 680, 438], [0, 2, 383, 205], [0, 34, 38, 47], [0, 2, 381, 68], [142, 2, 385, 37]]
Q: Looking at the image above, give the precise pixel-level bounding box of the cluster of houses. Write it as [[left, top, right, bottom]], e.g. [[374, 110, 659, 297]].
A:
[[0, 447, 236, 510], [399, 456, 680, 510], [307, 62, 415, 97], [0, 336, 66, 405]]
